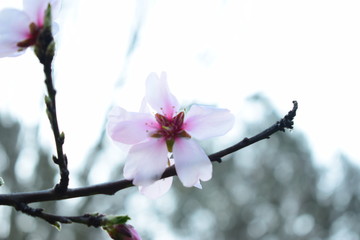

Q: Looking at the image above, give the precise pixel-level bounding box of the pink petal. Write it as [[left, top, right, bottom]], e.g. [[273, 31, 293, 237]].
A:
[[183, 105, 235, 140], [173, 138, 212, 187], [0, 9, 31, 57], [124, 139, 168, 186], [139, 177, 173, 199], [107, 107, 159, 145], [145, 72, 180, 118], [23, 0, 61, 26]]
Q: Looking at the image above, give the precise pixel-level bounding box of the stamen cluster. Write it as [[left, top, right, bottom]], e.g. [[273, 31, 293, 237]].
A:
[[151, 111, 190, 152], [17, 23, 40, 49], [151, 112, 190, 140]]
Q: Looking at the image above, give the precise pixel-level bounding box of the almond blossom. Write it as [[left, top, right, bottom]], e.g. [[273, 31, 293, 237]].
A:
[[107, 72, 234, 198], [0, 0, 61, 57]]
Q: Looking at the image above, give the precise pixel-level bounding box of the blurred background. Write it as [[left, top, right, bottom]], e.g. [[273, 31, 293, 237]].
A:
[[0, 0, 360, 239]]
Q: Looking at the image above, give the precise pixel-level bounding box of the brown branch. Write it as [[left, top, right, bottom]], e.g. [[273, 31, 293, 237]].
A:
[[0, 100, 298, 211], [36, 5, 69, 193]]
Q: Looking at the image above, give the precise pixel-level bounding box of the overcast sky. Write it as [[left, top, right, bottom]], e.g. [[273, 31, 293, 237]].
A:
[[0, 0, 359, 173]]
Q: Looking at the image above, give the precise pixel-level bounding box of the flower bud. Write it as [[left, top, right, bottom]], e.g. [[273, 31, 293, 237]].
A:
[[104, 223, 141, 240], [102, 215, 141, 240]]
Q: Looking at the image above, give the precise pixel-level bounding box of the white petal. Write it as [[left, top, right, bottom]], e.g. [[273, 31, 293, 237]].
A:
[[193, 181, 202, 189], [124, 139, 168, 186], [145, 72, 179, 117], [0, 9, 31, 57], [184, 105, 235, 140], [52, 22, 59, 35], [0, 38, 26, 57], [23, 0, 61, 26], [139, 97, 150, 113], [173, 138, 212, 187], [107, 107, 159, 144], [139, 177, 173, 199]]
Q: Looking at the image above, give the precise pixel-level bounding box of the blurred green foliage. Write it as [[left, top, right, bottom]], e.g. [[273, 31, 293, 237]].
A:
[[1, 97, 360, 240]]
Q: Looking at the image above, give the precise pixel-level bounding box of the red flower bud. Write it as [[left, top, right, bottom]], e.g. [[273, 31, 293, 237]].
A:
[[104, 223, 141, 240]]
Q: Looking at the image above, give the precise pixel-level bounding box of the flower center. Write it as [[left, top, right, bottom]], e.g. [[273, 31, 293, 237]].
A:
[[16, 22, 41, 50], [151, 111, 191, 152]]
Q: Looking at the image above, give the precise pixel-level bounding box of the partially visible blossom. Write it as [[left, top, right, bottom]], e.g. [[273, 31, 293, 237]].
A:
[[0, 0, 61, 57], [102, 215, 141, 240], [104, 223, 142, 240], [107, 72, 235, 198]]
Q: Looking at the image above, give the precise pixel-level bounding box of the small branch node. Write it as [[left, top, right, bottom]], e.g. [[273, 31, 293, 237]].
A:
[[52, 155, 58, 164], [84, 214, 105, 227], [59, 132, 65, 145]]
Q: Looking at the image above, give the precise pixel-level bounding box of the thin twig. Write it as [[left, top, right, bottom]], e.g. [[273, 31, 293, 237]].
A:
[[161, 101, 298, 177], [37, 5, 69, 193], [15, 201, 105, 228], [43, 51, 69, 193]]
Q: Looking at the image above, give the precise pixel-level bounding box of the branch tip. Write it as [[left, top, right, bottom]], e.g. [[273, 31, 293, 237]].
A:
[[277, 100, 298, 131]]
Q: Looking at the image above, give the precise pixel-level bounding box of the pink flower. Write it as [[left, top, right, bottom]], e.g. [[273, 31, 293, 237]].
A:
[[0, 0, 61, 57], [107, 72, 234, 198]]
